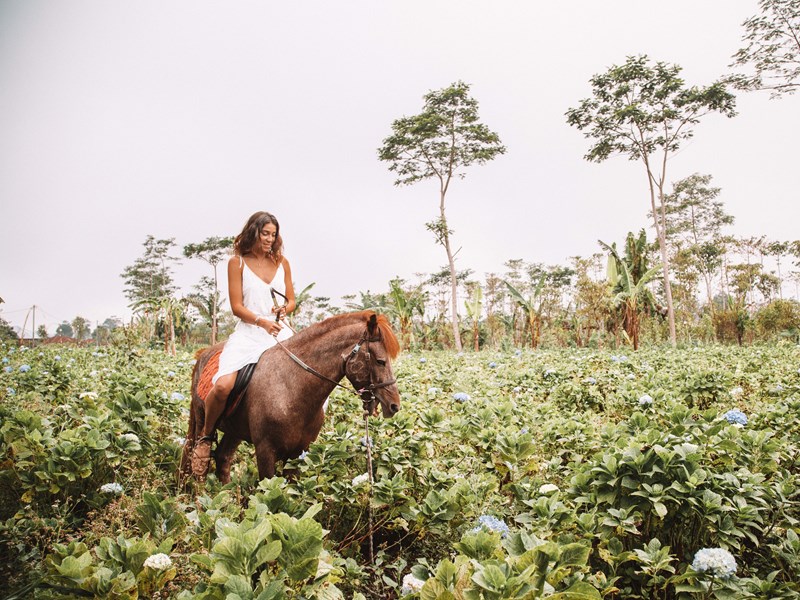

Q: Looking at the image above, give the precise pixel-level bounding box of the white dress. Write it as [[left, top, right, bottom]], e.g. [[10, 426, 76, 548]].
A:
[[212, 258, 294, 384]]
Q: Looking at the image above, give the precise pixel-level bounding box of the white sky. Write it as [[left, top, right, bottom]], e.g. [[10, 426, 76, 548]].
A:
[[1, 1, 797, 334]]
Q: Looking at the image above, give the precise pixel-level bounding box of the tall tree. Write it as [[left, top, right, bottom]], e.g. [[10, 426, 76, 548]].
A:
[[36, 324, 49, 339], [183, 236, 233, 345], [566, 55, 736, 346], [659, 173, 734, 307], [731, 0, 800, 98], [378, 81, 506, 352], [121, 236, 180, 307], [71, 316, 91, 341]]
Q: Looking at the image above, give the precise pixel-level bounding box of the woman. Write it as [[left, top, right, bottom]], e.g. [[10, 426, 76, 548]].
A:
[[191, 211, 296, 477]]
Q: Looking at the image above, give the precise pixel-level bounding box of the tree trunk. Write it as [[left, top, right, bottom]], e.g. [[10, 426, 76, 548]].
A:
[[440, 190, 463, 352], [643, 158, 677, 347]]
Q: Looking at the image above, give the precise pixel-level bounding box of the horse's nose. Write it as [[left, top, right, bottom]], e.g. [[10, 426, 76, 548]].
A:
[[390, 403, 400, 414]]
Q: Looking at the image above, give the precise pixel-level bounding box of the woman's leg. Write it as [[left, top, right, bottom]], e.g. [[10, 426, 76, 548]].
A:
[[191, 371, 236, 477]]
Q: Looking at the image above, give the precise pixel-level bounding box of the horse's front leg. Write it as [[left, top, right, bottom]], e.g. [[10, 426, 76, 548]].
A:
[[253, 438, 277, 479], [215, 434, 242, 484]]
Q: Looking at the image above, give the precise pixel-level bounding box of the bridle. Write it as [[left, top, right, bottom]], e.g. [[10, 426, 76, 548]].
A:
[[272, 325, 397, 414]]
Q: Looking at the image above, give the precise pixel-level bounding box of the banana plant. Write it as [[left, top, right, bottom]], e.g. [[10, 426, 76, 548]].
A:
[[131, 295, 186, 355], [387, 277, 426, 350], [503, 276, 546, 349], [599, 235, 661, 351], [464, 285, 483, 351]]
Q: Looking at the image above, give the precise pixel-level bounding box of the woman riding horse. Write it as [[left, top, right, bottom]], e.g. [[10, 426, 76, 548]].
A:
[[191, 211, 296, 477]]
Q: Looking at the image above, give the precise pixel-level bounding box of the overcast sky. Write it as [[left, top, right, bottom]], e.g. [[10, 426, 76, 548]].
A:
[[1, 1, 797, 335]]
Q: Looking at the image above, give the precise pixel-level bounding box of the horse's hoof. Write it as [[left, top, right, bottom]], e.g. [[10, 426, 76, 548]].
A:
[[191, 439, 213, 478]]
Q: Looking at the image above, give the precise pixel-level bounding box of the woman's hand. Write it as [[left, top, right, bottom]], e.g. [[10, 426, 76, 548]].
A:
[[255, 315, 283, 336], [271, 304, 287, 321]]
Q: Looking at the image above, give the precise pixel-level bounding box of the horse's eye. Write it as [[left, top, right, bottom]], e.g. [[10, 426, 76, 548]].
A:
[[376, 359, 386, 366]]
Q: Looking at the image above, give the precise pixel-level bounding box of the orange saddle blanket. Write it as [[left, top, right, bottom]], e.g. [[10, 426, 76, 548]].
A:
[[196, 349, 251, 418]]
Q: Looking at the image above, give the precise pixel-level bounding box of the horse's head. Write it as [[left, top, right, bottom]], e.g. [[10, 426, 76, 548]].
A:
[[344, 313, 401, 418]]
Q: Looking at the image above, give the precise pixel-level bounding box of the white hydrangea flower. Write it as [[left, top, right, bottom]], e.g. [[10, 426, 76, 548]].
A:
[[539, 483, 559, 495], [120, 433, 140, 443], [100, 482, 124, 495], [730, 387, 743, 396], [638, 394, 654, 406], [691, 547, 736, 579], [352, 473, 369, 487], [401, 573, 425, 595], [79, 391, 98, 399], [143, 553, 172, 570]]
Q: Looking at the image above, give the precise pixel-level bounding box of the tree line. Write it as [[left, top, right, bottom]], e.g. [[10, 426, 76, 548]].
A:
[[5, 0, 796, 351]]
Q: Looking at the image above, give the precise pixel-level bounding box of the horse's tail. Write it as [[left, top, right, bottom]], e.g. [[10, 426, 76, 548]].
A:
[[178, 348, 207, 485]]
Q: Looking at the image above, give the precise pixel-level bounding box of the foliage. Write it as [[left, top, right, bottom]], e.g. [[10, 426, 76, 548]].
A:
[[2, 341, 800, 599], [731, 0, 800, 98], [121, 235, 181, 307]]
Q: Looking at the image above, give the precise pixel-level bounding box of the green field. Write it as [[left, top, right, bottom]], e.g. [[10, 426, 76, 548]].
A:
[[2, 341, 799, 599]]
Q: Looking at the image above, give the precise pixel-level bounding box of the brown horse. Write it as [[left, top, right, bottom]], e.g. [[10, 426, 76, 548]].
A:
[[180, 311, 401, 483]]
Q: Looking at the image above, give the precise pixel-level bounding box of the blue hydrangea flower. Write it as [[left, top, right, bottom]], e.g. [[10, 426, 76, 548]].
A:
[[488, 362, 497, 368], [691, 547, 737, 579], [3, 366, 12, 374], [638, 394, 653, 406], [419, 357, 427, 363], [722, 409, 747, 426], [514, 349, 522, 356], [585, 377, 596, 385], [6, 387, 15, 396], [452, 392, 470, 402], [54, 355, 61, 361], [2, 357, 9, 364], [19, 364, 31, 373], [471, 515, 510, 537], [171, 392, 185, 401], [166, 371, 176, 378]]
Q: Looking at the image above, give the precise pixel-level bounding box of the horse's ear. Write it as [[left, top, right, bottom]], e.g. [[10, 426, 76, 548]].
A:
[[367, 313, 378, 335]]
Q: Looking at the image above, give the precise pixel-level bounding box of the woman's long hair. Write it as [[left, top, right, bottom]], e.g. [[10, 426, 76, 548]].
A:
[[233, 211, 283, 262]]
